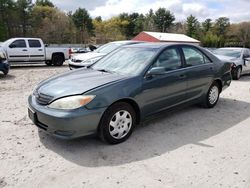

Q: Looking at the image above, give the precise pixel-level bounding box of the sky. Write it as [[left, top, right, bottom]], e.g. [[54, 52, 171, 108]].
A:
[[50, 0, 250, 23]]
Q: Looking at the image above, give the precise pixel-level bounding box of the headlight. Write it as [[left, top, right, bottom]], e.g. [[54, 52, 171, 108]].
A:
[[82, 57, 100, 64], [48, 95, 95, 110], [0, 51, 6, 60]]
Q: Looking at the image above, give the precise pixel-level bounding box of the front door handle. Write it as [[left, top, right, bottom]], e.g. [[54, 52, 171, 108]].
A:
[[22, 49, 27, 51], [179, 74, 186, 79], [38, 49, 43, 51]]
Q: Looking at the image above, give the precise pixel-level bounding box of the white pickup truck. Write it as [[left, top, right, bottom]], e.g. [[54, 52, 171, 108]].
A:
[[0, 38, 70, 66]]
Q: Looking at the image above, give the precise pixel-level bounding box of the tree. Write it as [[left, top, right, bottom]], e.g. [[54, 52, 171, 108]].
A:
[[35, 0, 54, 7], [202, 18, 212, 33], [238, 22, 250, 47], [153, 8, 175, 32], [144, 9, 156, 31], [186, 15, 200, 38], [31, 5, 75, 43], [72, 8, 94, 44], [0, 0, 15, 40], [214, 17, 230, 36], [16, 0, 33, 36]]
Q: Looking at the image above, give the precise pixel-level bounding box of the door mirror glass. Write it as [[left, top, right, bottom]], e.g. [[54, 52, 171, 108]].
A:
[[147, 67, 166, 76]]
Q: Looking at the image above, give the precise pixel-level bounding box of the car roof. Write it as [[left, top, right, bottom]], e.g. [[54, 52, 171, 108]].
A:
[[218, 47, 244, 50], [109, 40, 143, 44], [122, 42, 199, 49]]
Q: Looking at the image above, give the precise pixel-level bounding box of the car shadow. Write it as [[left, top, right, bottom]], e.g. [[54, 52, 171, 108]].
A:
[[10, 64, 68, 69], [0, 74, 15, 80], [237, 75, 250, 82], [39, 97, 250, 167]]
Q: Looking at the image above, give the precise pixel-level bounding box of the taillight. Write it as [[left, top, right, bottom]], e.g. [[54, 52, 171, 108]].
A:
[[69, 48, 72, 58]]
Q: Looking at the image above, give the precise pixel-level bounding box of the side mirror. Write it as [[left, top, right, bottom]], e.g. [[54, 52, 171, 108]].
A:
[[9, 44, 16, 48], [45, 44, 49, 47], [146, 67, 165, 77]]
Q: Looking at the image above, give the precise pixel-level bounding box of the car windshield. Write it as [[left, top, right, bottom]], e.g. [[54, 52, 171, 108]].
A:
[[92, 47, 157, 75], [95, 42, 124, 54], [214, 49, 242, 58]]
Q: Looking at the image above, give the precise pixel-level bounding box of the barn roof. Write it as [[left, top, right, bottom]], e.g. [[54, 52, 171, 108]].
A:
[[134, 31, 200, 44]]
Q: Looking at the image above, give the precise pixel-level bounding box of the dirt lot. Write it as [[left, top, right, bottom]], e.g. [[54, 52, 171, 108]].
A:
[[0, 65, 250, 188]]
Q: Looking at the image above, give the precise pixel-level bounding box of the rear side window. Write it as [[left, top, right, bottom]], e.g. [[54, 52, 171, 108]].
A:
[[9, 40, 26, 48], [153, 48, 182, 71], [182, 47, 211, 66], [28, 40, 41, 48]]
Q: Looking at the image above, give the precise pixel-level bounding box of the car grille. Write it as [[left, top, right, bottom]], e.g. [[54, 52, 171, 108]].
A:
[[34, 90, 53, 105], [71, 58, 82, 63]]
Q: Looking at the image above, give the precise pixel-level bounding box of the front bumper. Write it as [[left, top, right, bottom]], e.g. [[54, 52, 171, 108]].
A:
[[0, 60, 10, 74], [28, 95, 106, 139], [68, 60, 94, 70]]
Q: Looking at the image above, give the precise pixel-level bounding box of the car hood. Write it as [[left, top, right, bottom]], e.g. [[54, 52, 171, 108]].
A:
[[73, 52, 106, 61], [36, 69, 127, 99], [214, 54, 238, 62]]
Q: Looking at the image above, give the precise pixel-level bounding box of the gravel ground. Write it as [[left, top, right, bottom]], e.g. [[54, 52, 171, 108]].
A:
[[0, 64, 250, 188]]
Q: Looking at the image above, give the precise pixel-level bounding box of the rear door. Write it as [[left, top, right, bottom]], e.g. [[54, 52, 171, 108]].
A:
[[181, 46, 214, 100], [7, 39, 29, 63], [28, 39, 45, 62], [140, 47, 188, 116]]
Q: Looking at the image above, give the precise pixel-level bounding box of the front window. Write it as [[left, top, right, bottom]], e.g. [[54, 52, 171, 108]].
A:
[[214, 48, 242, 58], [152, 48, 182, 71], [95, 42, 123, 54], [92, 47, 157, 75], [9, 40, 26, 48]]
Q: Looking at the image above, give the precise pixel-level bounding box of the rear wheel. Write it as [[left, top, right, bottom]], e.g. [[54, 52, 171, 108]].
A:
[[52, 54, 64, 66], [232, 66, 242, 80], [99, 102, 136, 144], [203, 82, 220, 108]]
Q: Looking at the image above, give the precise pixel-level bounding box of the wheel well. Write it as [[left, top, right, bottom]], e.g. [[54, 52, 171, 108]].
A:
[[52, 53, 65, 60], [214, 79, 222, 93], [109, 99, 141, 125]]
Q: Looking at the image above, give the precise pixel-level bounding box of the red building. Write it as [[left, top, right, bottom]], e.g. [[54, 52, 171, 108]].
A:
[[132, 31, 200, 45]]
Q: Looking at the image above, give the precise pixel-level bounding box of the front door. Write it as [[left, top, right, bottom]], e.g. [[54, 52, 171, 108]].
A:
[[139, 47, 188, 117], [7, 39, 29, 63]]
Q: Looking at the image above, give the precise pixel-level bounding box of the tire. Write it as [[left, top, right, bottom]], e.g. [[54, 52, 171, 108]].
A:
[[203, 82, 220, 108], [45, 61, 53, 66], [98, 102, 136, 144], [3, 70, 8, 75], [232, 66, 242, 80], [52, 54, 64, 66]]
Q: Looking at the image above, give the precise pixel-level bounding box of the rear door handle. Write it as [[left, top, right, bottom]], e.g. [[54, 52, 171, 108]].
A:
[[38, 49, 43, 51], [22, 49, 27, 51]]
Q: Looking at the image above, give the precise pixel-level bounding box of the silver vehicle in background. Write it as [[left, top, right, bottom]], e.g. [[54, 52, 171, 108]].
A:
[[213, 47, 250, 80], [68, 40, 143, 69]]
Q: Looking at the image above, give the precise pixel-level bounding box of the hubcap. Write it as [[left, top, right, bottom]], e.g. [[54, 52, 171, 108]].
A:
[[209, 86, 219, 105], [109, 110, 132, 139]]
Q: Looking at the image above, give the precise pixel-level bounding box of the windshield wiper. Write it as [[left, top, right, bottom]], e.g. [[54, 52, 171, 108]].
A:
[[97, 69, 112, 73]]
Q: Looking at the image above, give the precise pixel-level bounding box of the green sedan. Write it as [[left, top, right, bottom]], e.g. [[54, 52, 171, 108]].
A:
[[28, 43, 232, 144]]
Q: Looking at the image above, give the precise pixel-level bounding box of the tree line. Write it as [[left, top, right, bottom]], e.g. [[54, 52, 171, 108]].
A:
[[1, 0, 250, 47]]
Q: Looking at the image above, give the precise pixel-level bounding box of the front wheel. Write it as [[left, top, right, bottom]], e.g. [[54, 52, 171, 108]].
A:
[[99, 102, 136, 144], [232, 66, 242, 80], [203, 82, 220, 108]]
